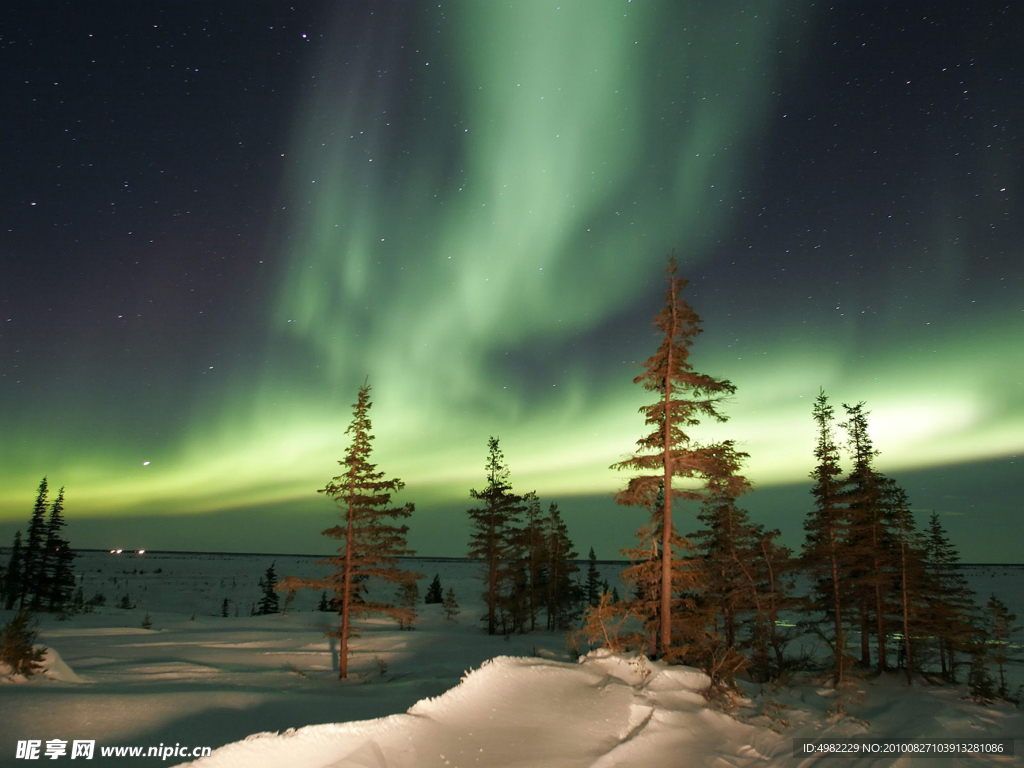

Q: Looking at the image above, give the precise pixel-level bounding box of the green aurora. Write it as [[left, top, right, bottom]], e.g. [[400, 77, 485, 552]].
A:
[[1, 3, 1021, 559]]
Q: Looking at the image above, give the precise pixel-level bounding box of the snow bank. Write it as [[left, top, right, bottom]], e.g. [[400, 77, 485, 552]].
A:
[[182, 653, 770, 768]]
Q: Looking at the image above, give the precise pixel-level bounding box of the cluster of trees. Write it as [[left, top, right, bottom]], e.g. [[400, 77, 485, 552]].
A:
[[800, 392, 1011, 705], [579, 257, 1018, 704], [425, 574, 461, 621], [282, 254, 1016, 703], [466, 438, 584, 636], [1, 477, 76, 613]]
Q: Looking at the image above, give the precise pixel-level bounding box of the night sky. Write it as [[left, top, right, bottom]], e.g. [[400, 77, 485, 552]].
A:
[[1, 2, 1021, 561]]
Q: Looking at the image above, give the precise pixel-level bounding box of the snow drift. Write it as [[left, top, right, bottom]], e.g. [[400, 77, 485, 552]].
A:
[[184, 651, 773, 768]]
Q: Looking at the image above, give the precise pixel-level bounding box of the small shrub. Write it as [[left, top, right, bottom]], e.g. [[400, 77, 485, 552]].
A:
[[1, 611, 46, 677]]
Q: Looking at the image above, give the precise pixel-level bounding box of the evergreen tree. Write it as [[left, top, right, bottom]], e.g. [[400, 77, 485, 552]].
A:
[[20, 478, 49, 609], [442, 588, 460, 621], [611, 256, 745, 656], [690, 479, 758, 652], [0, 611, 46, 677], [887, 484, 928, 684], [257, 562, 280, 615], [43, 487, 75, 611], [985, 594, 1020, 700], [620, 522, 705, 660], [221, 598, 230, 617], [586, 548, 601, 608], [967, 649, 996, 703], [922, 513, 978, 682], [317, 592, 330, 612], [544, 503, 580, 631], [3, 531, 23, 610], [801, 390, 850, 692], [282, 382, 419, 679], [397, 581, 419, 630], [467, 437, 524, 635], [520, 492, 548, 631], [425, 574, 444, 604], [840, 403, 894, 672], [753, 528, 798, 681]]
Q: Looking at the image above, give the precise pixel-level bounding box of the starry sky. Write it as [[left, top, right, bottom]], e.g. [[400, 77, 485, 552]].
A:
[[1, 2, 1021, 561]]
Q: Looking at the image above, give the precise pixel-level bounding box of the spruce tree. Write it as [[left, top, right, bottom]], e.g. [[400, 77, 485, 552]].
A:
[[396, 581, 419, 630], [43, 487, 75, 611], [283, 382, 419, 679], [922, 513, 978, 682], [3, 532, 23, 610], [620, 522, 705, 659], [425, 574, 444, 604], [985, 594, 1020, 700], [0, 611, 46, 677], [611, 256, 745, 656], [221, 598, 230, 617], [521, 492, 548, 631], [257, 562, 279, 615], [544, 502, 580, 631], [753, 528, 797, 681], [467, 437, 524, 635], [690, 479, 758, 652], [840, 403, 894, 672], [887, 484, 928, 684], [801, 390, 850, 691], [20, 478, 49, 609], [586, 548, 601, 608], [442, 588, 460, 621], [967, 649, 996, 703]]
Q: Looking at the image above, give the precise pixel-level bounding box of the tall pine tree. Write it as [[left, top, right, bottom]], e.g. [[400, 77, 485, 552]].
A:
[[467, 437, 523, 635], [840, 402, 894, 672], [922, 513, 978, 682], [520, 492, 548, 632], [283, 382, 418, 679], [20, 478, 49, 609], [801, 390, 850, 691], [985, 594, 1020, 700], [544, 503, 580, 631], [611, 256, 744, 656], [43, 487, 75, 611]]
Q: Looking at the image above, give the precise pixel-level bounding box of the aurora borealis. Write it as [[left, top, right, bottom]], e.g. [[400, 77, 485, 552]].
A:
[[1, 3, 1021, 560]]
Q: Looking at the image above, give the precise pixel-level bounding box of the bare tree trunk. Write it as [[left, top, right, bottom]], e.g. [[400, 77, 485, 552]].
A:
[[660, 280, 677, 657], [861, 599, 870, 667], [901, 539, 912, 685], [339, 480, 356, 679]]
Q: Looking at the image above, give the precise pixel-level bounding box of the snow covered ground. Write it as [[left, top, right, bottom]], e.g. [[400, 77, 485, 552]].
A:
[[1, 551, 1021, 767]]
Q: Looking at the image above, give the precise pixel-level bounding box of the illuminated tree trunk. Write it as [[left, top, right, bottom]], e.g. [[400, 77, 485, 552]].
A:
[[612, 255, 743, 662]]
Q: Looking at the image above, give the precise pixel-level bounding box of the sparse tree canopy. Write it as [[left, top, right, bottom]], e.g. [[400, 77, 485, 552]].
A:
[[612, 255, 745, 657], [467, 437, 524, 635], [544, 502, 580, 631], [281, 381, 419, 679], [20, 478, 50, 610], [442, 588, 460, 622], [801, 390, 850, 691]]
